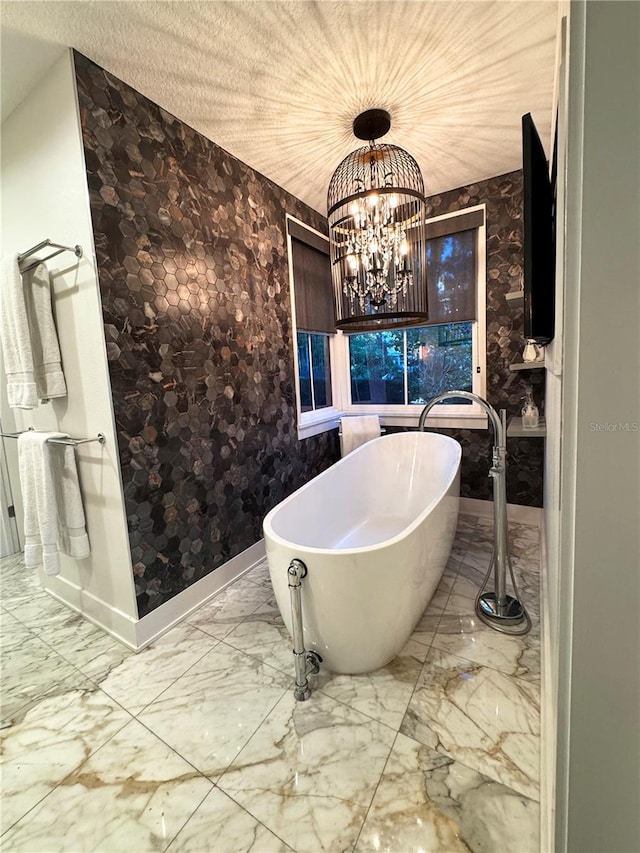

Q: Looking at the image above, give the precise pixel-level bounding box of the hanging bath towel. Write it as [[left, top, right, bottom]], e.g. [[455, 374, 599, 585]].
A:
[[22, 263, 67, 402], [0, 256, 38, 408], [18, 432, 90, 576], [340, 415, 381, 456], [0, 257, 67, 408]]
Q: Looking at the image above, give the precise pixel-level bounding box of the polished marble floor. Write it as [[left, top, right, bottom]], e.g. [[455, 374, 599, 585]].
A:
[[0, 513, 541, 852]]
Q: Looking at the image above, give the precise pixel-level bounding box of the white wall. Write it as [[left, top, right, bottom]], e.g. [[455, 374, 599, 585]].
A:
[[551, 2, 640, 850], [0, 50, 138, 635]]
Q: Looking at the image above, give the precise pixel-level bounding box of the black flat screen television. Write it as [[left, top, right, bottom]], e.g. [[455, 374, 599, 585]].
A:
[[522, 112, 556, 344]]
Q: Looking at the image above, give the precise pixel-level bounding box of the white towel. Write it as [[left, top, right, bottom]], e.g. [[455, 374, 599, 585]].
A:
[[0, 256, 38, 408], [0, 258, 66, 408], [22, 263, 67, 402], [18, 432, 90, 576], [340, 415, 381, 456]]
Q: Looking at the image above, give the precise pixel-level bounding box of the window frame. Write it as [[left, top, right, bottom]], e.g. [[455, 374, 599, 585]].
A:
[[287, 205, 488, 439]]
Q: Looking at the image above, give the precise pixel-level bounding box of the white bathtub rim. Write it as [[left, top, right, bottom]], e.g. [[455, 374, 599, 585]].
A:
[[263, 431, 462, 556]]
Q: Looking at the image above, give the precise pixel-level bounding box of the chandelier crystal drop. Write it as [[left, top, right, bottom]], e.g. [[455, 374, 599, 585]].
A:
[[327, 110, 428, 332]]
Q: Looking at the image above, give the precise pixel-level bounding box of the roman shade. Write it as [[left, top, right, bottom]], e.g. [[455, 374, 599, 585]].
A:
[[424, 208, 484, 325], [288, 220, 336, 334]]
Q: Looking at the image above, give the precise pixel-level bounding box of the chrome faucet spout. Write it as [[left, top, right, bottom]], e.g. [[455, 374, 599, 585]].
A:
[[418, 390, 529, 634], [418, 390, 504, 451]]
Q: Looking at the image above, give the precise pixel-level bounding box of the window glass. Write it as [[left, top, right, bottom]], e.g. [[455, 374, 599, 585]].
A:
[[297, 331, 332, 412], [427, 230, 476, 323], [296, 332, 313, 412], [349, 323, 472, 406], [349, 330, 405, 405], [407, 322, 473, 404], [311, 333, 332, 408]]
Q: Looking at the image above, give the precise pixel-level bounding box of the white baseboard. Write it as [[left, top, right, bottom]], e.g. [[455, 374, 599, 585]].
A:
[[459, 497, 543, 526], [43, 539, 267, 651], [43, 573, 139, 647]]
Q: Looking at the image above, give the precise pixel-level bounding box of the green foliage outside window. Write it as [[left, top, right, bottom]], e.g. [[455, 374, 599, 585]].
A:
[[349, 322, 472, 405]]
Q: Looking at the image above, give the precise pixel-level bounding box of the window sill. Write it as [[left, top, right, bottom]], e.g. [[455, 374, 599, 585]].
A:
[[297, 407, 341, 440], [297, 405, 489, 440], [344, 405, 488, 431], [380, 413, 489, 430]]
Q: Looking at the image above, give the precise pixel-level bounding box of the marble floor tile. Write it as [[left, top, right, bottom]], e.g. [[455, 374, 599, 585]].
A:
[[456, 547, 494, 584], [187, 577, 273, 639], [224, 601, 293, 676], [138, 640, 290, 781], [243, 558, 274, 594], [355, 732, 540, 853], [0, 517, 542, 853], [316, 638, 428, 729], [37, 610, 133, 673], [425, 570, 457, 614], [400, 647, 540, 801], [455, 559, 539, 618], [444, 574, 483, 617], [0, 553, 24, 573], [508, 521, 541, 543], [3, 591, 82, 634], [433, 604, 541, 684], [219, 690, 396, 853], [409, 609, 442, 649], [0, 608, 33, 651], [0, 560, 45, 604], [1, 686, 131, 834], [444, 555, 466, 577], [449, 542, 470, 564], [457, 513, 480, 531], [510, 568, 541, 619], [166, 787, 293, 852], [1, 718, 212, 852], [1, 632, 93, 728], [97, 622, 219, 715], [74, 636, 134, 684]]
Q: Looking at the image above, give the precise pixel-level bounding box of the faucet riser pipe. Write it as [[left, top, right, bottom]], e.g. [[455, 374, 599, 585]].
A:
[[288, 559, 312, 701], [419, 390, 528, 632], [493, 462, 508, 609]]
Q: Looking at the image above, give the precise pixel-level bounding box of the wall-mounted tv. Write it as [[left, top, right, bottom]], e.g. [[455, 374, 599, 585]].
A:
[[522, 112, 556, 344]]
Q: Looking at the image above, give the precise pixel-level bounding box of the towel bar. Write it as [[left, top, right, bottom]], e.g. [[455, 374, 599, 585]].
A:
[[17, 239, 83, 273], [0, 429, 105, 447]]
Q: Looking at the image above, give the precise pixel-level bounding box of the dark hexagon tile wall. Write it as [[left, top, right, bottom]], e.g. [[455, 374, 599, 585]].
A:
[[422, 171, 545, 507], [74, 52, 339, 618]]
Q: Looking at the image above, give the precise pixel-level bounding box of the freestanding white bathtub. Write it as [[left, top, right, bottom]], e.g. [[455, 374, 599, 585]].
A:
[[262, 431, 461, 674]]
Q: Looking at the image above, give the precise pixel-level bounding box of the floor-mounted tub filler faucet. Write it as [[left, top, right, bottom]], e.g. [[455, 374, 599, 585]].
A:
[[419, 391, 531, 635], [287, 559, 322, 700]]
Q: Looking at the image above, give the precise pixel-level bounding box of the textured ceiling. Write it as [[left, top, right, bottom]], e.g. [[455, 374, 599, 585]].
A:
[[1, 1, 559, 214]]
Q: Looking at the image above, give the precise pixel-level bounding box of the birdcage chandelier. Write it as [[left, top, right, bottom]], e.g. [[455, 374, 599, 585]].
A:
[[327, 109, 428, 331]]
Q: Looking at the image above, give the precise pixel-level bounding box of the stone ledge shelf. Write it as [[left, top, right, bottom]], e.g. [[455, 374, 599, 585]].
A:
[[509, 359, 545, 371], [507, 416, 547, 438]]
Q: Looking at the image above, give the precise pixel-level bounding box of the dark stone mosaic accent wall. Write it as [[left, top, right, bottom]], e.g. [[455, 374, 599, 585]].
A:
[[74, 53, 339, 618], [422, 171, 544, 507]]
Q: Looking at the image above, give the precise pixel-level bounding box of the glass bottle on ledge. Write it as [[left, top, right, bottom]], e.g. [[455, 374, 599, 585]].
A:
[[521, 385, 540, 429]]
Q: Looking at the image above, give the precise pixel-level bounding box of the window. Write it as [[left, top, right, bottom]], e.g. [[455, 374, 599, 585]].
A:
[[296, 331, 332, 412], [338, 204, 487, 427], [349, 322, 473, 406], [288, 205, 487, 438], [287, 216, 341, 438]]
